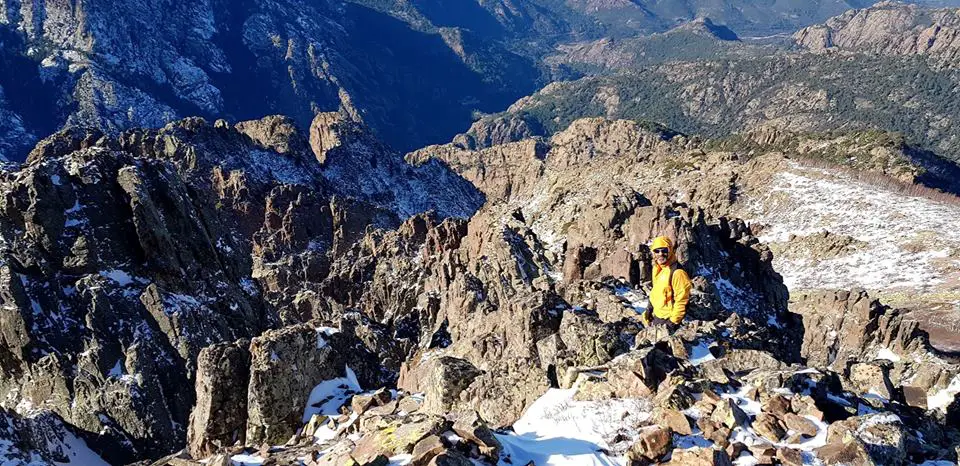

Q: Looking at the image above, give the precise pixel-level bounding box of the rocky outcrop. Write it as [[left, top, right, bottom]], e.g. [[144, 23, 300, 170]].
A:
[[186, 309, 959, 466], [0, 406, 109, 465], [398, 356, 482, 416], [245, 324, 379, 445], [453, 116, 541, 150], [182, 321, 384, 457], [0, 139, 270, 462], [791, 288, 960, 414], [795, 2, 960, 70], [792, 288, 928, 368], [0, 115, 476, 463], [769, 231, 867, 262], [187, 339, 251, 458], [395, 118, 800, 427], [310, 112, 484, 220], [204, 390, 504, 466]]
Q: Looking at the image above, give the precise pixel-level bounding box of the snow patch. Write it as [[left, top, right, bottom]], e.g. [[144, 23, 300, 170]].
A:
[[720, 385, 828, 453], [240, 278, 259, 296], [99, 269, 136, 286], [231, 453, 265, 465], [55, 429, 111, 466], [53, 428, 111, 466], [316, 327, 339, 350], [614, 286, 648, 315], [388, 454, 413, 466], [673, 434, 713, 450], [697, 266, 761, 317], [874, 348, 901, 363], [496, 385, 651, 466], [302, 366, 362, 423], [108, 360, 124, 378], [722, 386, 762, 417], [746, 164, 960, 293], [927, 374, 960, 411], [161, 293, 203, 316], [688, 340, 716, 366]]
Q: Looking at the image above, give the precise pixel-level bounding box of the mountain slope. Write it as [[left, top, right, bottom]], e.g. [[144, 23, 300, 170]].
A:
[[0, 114, 481, 463], [470, 50, 960, 164], [0, 0, 541, 161], [796, 0, 960, 69], [5, 0, 960, 162]]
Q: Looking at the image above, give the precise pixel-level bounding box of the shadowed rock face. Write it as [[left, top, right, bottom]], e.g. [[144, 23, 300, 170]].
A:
[[0, 114, 481, 463], [791, 289, 930, 369], [186, 339, 251, 459]]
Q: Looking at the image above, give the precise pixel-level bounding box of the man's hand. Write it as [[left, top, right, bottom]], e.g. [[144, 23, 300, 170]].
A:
[[640, 308, 652, 326]]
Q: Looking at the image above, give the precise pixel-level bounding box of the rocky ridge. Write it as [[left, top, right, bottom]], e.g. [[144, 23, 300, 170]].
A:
[[0, 113, 479, 463], [472, 44, 960, 164], [796, 1, 960, 70], [542, 17, 760, 76], [434, 119, 960, 354], [0, 116, 957, 466]]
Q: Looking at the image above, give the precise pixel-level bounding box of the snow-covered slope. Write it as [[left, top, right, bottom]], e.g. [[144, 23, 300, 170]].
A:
[[746, 162, 960, 295], [743, 161, 960, 351], [0, 404, 109, 466]]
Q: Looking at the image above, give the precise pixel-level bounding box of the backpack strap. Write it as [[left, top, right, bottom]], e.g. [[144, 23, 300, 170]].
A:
[[667, 265, 683, 306]]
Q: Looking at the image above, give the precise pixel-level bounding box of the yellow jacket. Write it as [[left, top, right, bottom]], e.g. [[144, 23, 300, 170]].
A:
[[648, 237, 692, 324]]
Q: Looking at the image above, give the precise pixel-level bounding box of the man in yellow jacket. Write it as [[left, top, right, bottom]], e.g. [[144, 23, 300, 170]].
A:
[[641, 236, 692, 331]]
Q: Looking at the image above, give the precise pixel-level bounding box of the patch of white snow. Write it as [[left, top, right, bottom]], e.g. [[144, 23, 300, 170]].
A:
[[496, 386, 651, 466], [927, 374, 960, 412], [316, 327, 339, 349], [231, 453, 265, 465], [745, 164, 960, 293], [108, 361, 124, 378], [874, 348, 901, 362], [302, 366, 362, 423], [688, 340, 716, 366], [99, 270, 136, 286]]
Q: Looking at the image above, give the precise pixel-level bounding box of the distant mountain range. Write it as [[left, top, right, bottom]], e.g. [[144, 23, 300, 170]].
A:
[[461, 2, 960, 168], [3, 0, 960, 161], [0, 0, 543, 160]]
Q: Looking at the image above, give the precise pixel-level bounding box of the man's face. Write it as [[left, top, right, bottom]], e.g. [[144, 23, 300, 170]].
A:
[[652, 247, 669, 265]]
